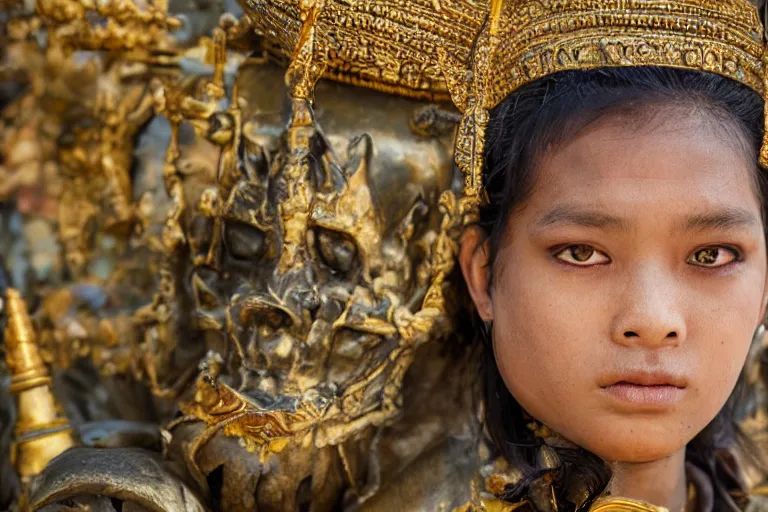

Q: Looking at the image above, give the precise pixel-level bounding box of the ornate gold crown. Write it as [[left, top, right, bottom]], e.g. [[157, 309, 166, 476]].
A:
[[245, 0, 765, 101], [488, 1, 765, 106], [243, 0, 768, 213], [241, 0, 485, 102]]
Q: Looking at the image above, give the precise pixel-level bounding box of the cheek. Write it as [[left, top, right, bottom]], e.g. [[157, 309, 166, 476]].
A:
[[490, 262, 606, 419], [686, 275, 763, 411]]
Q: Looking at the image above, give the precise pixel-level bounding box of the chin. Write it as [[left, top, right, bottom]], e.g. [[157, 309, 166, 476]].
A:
[[591, 441, 682, 464], [578, 424, 690, 464]]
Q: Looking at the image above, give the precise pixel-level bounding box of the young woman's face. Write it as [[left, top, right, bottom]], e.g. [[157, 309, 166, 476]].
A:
[[461, 109, 768, 463]]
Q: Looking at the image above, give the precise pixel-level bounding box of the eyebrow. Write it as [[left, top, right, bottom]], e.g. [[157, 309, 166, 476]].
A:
[[681, 207, 760, 232], [534, 204, 630, 231], [533, 203, 760, 233]]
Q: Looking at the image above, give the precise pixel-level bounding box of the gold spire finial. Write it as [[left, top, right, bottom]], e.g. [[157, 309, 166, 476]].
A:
[[3, 289, 75, 481], [489, 0, 503, 37], [284, 0, 327, 106]]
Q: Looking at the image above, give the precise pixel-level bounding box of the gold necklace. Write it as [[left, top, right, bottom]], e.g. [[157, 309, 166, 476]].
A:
[[589, 497, 669, 511], [589, 482, 696, 512]]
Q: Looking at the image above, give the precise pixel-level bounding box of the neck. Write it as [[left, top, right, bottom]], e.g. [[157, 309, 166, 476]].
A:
[[608, 448, 688, 511]]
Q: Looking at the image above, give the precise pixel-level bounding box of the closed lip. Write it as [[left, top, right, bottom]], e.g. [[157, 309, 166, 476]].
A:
[[599, 370, 688, 407], [599, 370, 688, 389]]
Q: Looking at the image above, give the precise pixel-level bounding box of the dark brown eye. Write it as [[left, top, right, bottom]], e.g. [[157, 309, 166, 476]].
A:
[[687, 247, 739, 268], [225, 221, 266, 261], [555, 245, 610, 266], [571, 245, 594, 262], [316, 229, 358, 273]]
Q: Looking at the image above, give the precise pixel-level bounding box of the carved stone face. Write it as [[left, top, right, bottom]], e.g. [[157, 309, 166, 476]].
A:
[[185, 62, 455, 399]]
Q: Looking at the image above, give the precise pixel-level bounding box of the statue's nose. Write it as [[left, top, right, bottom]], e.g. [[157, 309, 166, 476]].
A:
[[234, 264, 321, 331], [294, 286, 321, 317], [238, 296, 298, 331], [281, 264, 321, 321]]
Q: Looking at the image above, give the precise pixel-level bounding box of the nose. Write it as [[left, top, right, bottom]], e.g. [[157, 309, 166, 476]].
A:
[[610, 264, 687, 349]]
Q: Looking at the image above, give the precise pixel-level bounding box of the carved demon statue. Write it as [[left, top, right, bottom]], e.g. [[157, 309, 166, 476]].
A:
[[161, 63, 477, 510], [0, 1, 491, 510]]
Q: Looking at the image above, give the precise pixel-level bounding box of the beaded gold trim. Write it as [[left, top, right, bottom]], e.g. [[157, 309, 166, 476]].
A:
[[483, 1, 765, 107]]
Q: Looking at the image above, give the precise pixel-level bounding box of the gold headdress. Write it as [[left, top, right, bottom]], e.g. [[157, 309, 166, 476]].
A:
[[243, 0, 768, 215]]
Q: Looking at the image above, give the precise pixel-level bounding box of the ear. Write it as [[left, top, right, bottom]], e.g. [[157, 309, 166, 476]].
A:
[[459, 226, 494, 321]]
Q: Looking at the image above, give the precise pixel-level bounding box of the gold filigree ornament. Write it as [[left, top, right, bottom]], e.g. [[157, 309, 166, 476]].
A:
[[244, 0, 768, 219]]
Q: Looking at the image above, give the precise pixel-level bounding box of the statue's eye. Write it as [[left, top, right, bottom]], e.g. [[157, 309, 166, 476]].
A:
[[225, 221, 267, 261], [316, 229, 358, 273], [244, 142, 270, 178], [189, 215, 213, 253]]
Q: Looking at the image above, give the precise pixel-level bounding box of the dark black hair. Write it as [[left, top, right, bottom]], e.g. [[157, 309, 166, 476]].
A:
[[476, 66, 768, 511]]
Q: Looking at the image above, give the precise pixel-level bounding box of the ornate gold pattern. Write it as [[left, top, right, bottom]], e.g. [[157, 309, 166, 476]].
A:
[[482, 1, 765, 108], [37, 0, 180, 53], [242, 0, 484, 102], [244, 0, 766, 108]]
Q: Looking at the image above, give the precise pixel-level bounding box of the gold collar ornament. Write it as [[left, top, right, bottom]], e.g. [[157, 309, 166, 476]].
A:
[[589, 497, 672, 511]]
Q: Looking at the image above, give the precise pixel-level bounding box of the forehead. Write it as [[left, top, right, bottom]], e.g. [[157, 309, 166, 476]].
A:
[[529, 112, 761, 215]]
